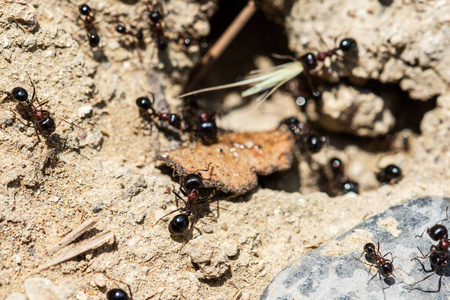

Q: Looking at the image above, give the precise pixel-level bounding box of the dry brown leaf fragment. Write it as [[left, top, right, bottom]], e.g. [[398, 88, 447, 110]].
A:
[[156, 129, 295, 195]]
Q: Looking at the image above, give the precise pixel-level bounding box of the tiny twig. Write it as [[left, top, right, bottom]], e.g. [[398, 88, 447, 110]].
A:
[[46, 218, 99, 255], [37, 230, 114, 271], [185, 0, 257, 91]]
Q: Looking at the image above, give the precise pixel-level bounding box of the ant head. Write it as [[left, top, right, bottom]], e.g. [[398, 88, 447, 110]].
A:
[[88, 32, 100, 47], [183, 173, 203, 191], [381, 262, 393, 277], [115, 24, 126, 34], [384, 164, 402, 181], [280, 117, 306, 137], [149, 9, 162, 24], [39, 116, 56, 135], [11, 87, 28, 102], [300, 52, 318, 71], [136, 96, 154, 111], [428, 224, 448, 241], [106, 288, 129, 300], [339, 38, 357, 52], [363, 242, 376, 254], [169, 214, 189, 234], [342, 180, 359, 194], [79, 4, 91, 16], [311, 90, 322, 100], [307, 134, 324, 153], [329, 157, 343, 174]]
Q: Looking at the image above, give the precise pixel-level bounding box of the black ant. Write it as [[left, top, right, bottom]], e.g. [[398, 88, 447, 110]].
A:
[[136, 94, 182, 131], [416, 207, 450, 255], [78, 4, 100, 47], [410, 208, 450, 292], [8, 75, 56, 142], [357, 242, 395, 282], [279, 117, 326, 153], [144, 1, 167, 51], [154, 165, 215, 248], [376, 164, 402, 184], [115, 24, 144, 43], [324, 157, 359, 195], [299, 38, 357, 99], [410, 249, 449, 293]]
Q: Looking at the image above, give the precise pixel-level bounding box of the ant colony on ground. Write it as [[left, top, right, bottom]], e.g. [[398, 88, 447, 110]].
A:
[[1, 0, 447, 299]]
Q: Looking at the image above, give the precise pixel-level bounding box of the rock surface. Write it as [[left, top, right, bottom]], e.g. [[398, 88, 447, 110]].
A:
[[261, 196, 450, 299]]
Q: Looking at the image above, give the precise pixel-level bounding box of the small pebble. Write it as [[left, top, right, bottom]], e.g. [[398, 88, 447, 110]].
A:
[[203, 225, 213, 234]]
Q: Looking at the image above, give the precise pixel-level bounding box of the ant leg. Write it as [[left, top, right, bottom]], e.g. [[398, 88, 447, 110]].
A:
[[152, 207, 184, 227], [413, 257, 434, 273], [411, 247, 432, 261], [194, 162, 213, 174], [31, 122, 41, 146], [383, 251, 395, 261], [198, 189, 216, 202], [415, 227, 430, 239], [179, 187, 188, 198], [35, 101, 49, 109], [302, 71, 320, 99], [408, 273, 436, 292], [441, 206, 449, 222], [173, 191, 188, 206], [25, 72, 35, 103], [179, 214, 197, 252]]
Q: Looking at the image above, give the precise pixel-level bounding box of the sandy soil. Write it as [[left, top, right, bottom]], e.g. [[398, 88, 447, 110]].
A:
[[1, 0, 450, 299]]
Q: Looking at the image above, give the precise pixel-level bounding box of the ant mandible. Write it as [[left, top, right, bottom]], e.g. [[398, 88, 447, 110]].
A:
[[9, 74, 56, 142], [144, 1, 167, 51], [78, 4, 100, 47]]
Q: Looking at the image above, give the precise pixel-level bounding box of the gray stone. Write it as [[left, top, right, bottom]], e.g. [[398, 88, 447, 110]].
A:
[[261, 197, 450, 299]]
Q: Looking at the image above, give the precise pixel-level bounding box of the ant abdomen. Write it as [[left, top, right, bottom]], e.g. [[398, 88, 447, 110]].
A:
[[38, 116, 56, 135], [169, 214, 189, 234]]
